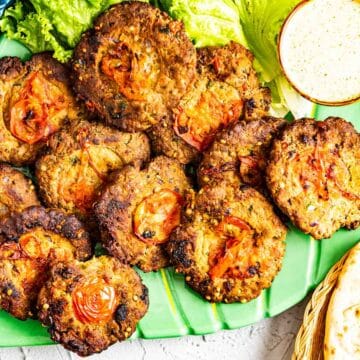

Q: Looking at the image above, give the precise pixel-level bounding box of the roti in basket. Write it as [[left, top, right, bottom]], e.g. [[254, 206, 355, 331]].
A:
[[324, 242, 360, 359]]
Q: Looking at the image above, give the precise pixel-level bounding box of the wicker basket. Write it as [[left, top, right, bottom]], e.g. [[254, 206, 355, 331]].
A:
[[292, 251, 350, 360]]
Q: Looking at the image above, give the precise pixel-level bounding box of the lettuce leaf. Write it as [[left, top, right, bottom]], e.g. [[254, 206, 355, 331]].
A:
[[160, 0, 247, 47], [0, 0, 148, 63], [235, 0, 314, 117]]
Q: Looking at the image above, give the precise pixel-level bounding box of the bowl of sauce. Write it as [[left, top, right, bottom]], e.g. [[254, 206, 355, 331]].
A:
[[278, 0, 360, 106]]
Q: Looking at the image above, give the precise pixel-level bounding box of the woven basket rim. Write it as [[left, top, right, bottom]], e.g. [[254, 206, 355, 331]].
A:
[[292, 250, 351, 360]]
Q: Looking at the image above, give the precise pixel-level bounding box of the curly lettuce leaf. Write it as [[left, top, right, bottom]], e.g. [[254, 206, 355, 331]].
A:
[[0, 0, 148, 63], [160, 0, 247, 47]]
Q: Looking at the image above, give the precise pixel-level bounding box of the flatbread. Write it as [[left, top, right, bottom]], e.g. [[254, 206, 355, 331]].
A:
[[324, 242, 360, 359]]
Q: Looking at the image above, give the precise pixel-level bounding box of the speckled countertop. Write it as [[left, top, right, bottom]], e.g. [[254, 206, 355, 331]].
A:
[[0, 298, 308, 360]]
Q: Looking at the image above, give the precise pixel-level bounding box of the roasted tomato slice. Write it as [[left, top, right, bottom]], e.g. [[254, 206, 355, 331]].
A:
[[0, 242, 23, 260], [101, 42, 158, 101], [238, 155, 264, 187], [72, 278, 117, 324], [209, 216, 257, 280], [19, 233, 51, 259], [133, 189, 183, 244], [174, 82, 243, 151], [10, 99, 47, 144], [292, 135, 360, 201], [10, 72, 67, 144]]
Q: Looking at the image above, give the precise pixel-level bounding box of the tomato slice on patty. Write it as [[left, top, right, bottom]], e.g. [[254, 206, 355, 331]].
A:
[[19, 233, 51, 259], [133, 189, 183, 244], [10, 99, 47, 144], [10, 72, 67, 144], [174, 83, 243, 151], [209, 216, 257, 280], [72, 278, 117, 324], [101, 42, 158, 101], [292, 134, 360, 201], [0, 242, 23, 260]]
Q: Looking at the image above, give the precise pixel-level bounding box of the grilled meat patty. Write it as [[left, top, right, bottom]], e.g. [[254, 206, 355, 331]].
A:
[[0, 53, 83, 165], [167, 183, 287, 303], [148, 42, 272, 164], [0, 206, 92, 320], [266, 117, 360, 239], [37, 256, 149, 356], [0, 163, 40, 219], [72, 1, 196, 132], [36, 119, 150, 222], [198, 117, 287, 190], [95, 156, 191, 272]]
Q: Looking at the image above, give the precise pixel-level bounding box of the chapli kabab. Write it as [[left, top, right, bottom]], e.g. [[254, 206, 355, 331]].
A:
[[37, 256, 148, 356], [0, 53, 82, 165], [95, 156, 191, 272], [267, 117, 360, 239], [167, 183, 287, 303], [72, 1, 196, 132]]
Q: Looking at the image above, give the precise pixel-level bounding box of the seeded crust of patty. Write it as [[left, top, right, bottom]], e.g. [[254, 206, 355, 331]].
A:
[[0, 163, 40, 220], [167, 183, 287, 303], [198, 117, 287, 190], [196, 42, 271, 120], [0, 206, 92, 320], [36, 119, 150, 223], [148, 42, 271, 164], [72, 1, 196, 132], [37, 256, 148, 356], [0, 53, 83, 165], [266, 117, 360, 240], [95, 156, 191, 272], [147, 114, 200, 165]]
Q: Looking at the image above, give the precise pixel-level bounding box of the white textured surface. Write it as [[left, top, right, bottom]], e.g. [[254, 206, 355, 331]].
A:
[[0, 298, 308, 360]]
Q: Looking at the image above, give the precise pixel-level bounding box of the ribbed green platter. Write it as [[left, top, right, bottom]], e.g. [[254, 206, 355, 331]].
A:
[[0, 35, 359, 347]]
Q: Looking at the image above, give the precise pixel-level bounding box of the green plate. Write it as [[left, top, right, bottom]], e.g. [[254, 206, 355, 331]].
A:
[[0, 35, 359, 347]]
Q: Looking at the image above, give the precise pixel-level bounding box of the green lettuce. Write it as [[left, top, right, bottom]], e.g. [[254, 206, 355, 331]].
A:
[[0, 0, 148, 63], [235, 0, 309, 116], [160, 0, 247, 47]]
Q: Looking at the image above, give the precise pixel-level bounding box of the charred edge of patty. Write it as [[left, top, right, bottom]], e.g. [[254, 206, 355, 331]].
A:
[[38, 259, 149, 356], [0, 206, 92, 260], [0, 53, 72, 87], [198, 117, 288, 186], [147, 117, 201, 165]]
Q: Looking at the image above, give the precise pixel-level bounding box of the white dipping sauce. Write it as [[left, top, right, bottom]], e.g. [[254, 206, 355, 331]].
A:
[[279, 0, 360, 104]]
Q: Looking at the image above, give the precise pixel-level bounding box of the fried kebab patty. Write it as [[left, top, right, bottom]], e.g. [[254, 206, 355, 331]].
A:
[[37, 255, 148, 356], [0, 53, 83, 165], [167, 183, 287, 303], [0, 206, 92, 320], [95, 156, 191, 272], [266, 117, 360, 240], [198, 117, 287, 190], [36, 120, 150, 221], [72, 1, 196, 132], [148, 42, 272, 164], [0, 163, 40, 219]]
